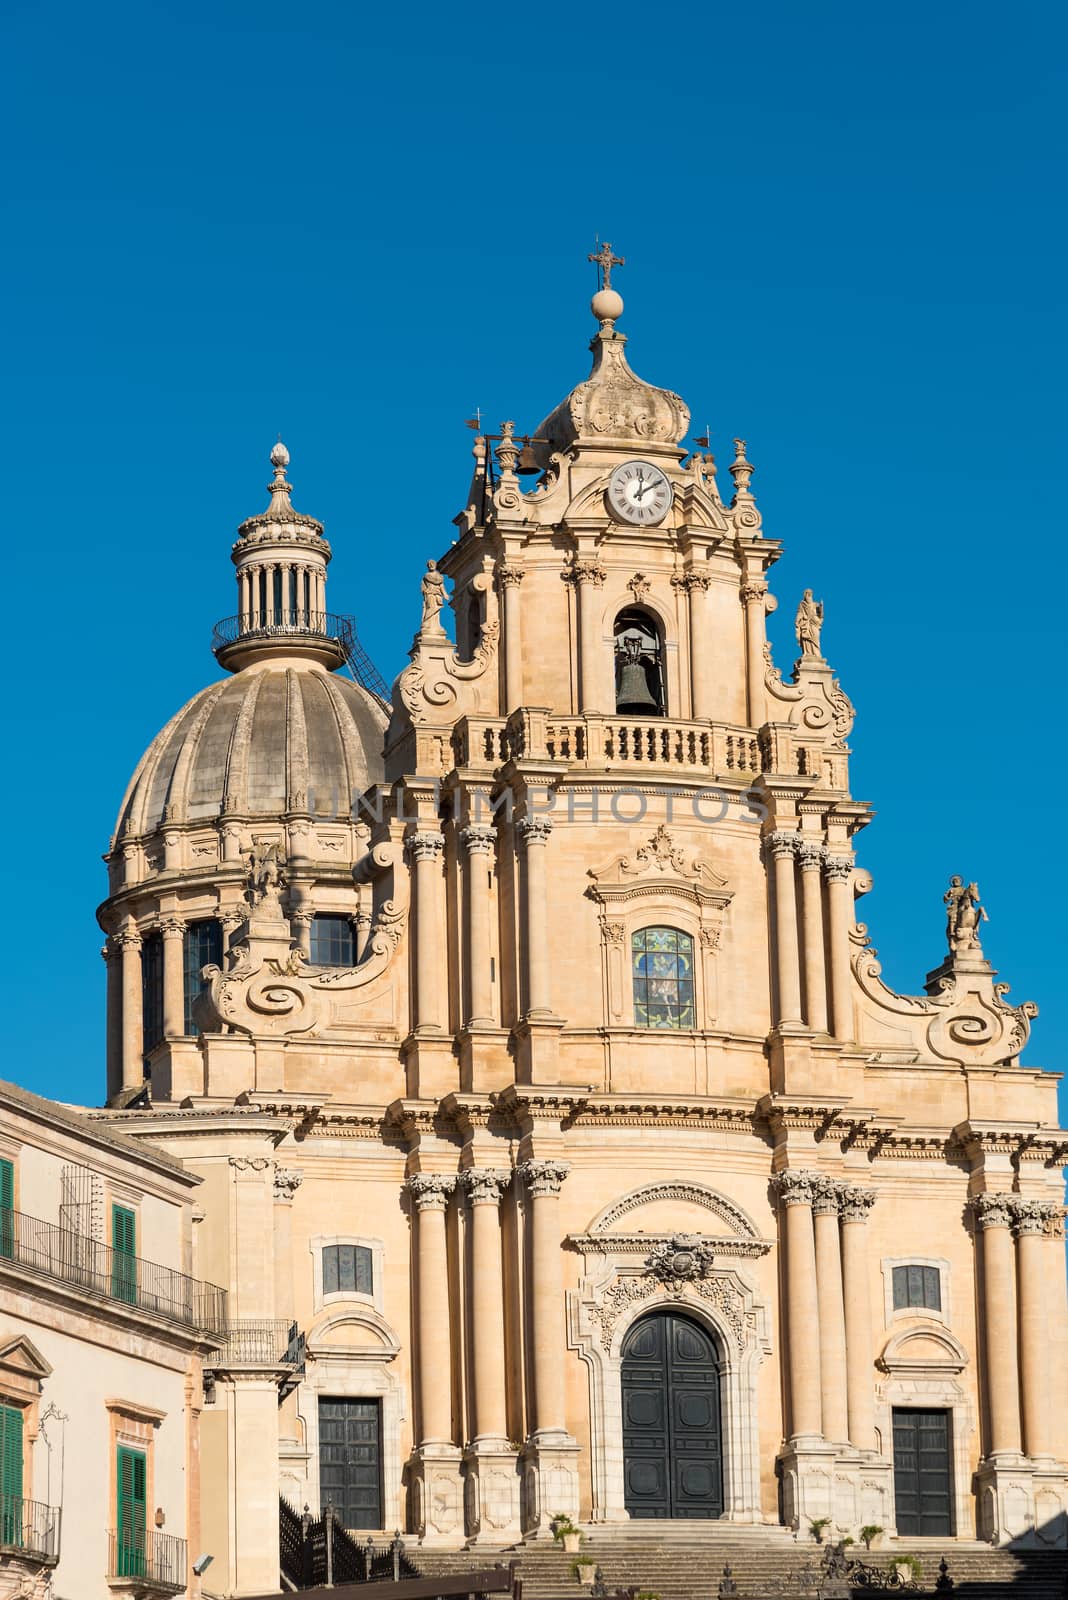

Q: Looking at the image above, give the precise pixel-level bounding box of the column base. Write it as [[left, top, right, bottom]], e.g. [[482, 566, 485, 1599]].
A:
[[975, 1456, 1068, 1547], [777, 1442, 894, 1540], [462, 1441, 522, 1544], [512, 1016, 566, 1084], [519, 1433, 580, 1537], [409, 1444, 465, 1545]]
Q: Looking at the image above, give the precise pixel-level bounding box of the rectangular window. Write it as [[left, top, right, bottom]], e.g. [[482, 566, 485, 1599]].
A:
[[310, 916, 356, 968], [1, 1404, 23, 1544], [183, 920, 223, 1036], [141, 932, 164, 1055], [892, 1263, 941, 1312], [0, 1159, 13, 1261], [116, 1445, 147, 1576], [322, 1244, 373, 1297], [111, 1204, 137, 1306]]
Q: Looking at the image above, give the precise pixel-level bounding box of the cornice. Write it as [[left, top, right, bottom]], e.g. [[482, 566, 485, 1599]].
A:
[[567, 1231, 772, 1260], [565, 1096, 759, 1133]]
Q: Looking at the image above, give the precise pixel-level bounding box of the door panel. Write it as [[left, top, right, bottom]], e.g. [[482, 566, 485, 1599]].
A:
[[318, 1398, 382, 1530], [893, 1408, 952, 1537], [621, 1311, 723, 1519]]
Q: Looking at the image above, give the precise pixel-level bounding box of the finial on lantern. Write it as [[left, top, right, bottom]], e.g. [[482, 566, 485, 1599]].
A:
[[588, 239, 625, 327]]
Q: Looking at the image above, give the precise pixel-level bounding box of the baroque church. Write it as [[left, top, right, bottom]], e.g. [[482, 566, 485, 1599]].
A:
[[92, 257, 1068, 1588]]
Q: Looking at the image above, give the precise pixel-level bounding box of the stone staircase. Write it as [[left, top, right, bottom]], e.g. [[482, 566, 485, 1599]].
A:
[[413, 1531, 1068, 1600]]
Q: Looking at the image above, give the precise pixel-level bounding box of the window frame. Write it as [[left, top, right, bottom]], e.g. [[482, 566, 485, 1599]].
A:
[[631, 925, 697, 1031], [881, 1256, 951, 1328], [183, 919, 223, 1037]]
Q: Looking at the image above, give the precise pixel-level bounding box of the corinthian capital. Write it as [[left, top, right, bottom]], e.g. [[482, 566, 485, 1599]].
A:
[[772, 1169, 818, 1206], [273, 1166, 303, 1203], [811, 1175, 847, 1215], [1009, 1198, 1063, 1237], [517, 816, 553, 848], [765, 830, 799, 862], [460, 1168, 510, 1206], [407, 830, 444, 863], [838, 1184, 877, 1222], [460, 825, 497, 857], [970, 1191, 1015, 1230], [497, 564, 524, 590], [519, 1159, 571, 1197], [406, 1173, 457, 1211], [823, 855, 855, 885]]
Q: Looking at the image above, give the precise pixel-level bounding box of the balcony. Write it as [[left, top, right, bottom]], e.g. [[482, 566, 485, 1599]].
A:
[[0, 1210, 227, 1333], [0, 1495, 61, 1564], [211, 612, 389, 700], [452, 708, 763, 778], [107, 1529, 186, 1595], [204, 1319, 305, 1369]]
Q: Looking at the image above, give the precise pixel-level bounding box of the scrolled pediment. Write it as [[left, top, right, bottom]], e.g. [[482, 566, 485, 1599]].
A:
[[587, 825, 732, 911]]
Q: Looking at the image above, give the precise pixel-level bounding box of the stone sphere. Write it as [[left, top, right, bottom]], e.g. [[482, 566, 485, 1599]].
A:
[[591, 288, 624, 323]]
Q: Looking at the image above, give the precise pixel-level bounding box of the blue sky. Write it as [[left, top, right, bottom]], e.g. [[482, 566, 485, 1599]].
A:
[[2, 0, 1065, 1126]]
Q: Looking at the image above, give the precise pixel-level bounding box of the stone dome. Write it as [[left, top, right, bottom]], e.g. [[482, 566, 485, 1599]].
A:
[[114, 661, 386, 843]]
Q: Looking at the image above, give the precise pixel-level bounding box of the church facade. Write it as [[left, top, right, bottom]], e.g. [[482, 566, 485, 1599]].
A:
[[94, 261, 1068, 1588]]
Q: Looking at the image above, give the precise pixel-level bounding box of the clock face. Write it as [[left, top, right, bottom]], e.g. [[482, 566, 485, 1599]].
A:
[[607, 460, 672, 525]]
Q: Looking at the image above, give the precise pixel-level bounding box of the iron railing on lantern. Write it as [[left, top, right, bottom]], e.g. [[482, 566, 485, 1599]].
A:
[[107, 1529, 187, 1590], [0, 1494, 61, 1562], [211, 610, 348, 649], [0, 1208, 227, 1333]]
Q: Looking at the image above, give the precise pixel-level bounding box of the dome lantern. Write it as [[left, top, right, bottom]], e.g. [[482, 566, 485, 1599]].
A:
[[212, 440, 346, 673]]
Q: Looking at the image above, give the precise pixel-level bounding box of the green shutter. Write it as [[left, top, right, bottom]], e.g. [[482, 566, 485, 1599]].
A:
[[1, 1405, 23, 1545], [111, 1205, 137, 1305], [0, 1160, 12, 1261], [116, 1446, 146, 1576]]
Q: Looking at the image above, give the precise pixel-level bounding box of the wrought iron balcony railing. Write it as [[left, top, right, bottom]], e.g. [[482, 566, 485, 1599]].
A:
[[211, 610, 351, 650], [204, 1318, 305, 1368], [0, 1494, 61, 1563], [0, 1208, 227, 1333], [107, 1529, 187, 1591]]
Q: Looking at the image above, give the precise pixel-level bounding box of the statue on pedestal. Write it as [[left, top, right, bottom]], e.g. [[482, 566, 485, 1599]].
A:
[[944, 875, 988, 957], [795, 589, 824, 658]]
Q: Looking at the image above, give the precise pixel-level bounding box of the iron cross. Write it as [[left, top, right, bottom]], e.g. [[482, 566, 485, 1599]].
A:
[[588, 241, 625, 289]]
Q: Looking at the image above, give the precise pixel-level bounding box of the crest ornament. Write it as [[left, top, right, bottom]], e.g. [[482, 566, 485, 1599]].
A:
[[644, 1233, 716, 1291]]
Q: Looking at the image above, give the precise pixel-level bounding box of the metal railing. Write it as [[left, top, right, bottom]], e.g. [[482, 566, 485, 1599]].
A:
[[0, 1209, 227, 1332], [205, 1319, 305, 1368], [212, 610, 349, 649], [0, 1495, 61, 1562], [107, 1529, 187, 1590]]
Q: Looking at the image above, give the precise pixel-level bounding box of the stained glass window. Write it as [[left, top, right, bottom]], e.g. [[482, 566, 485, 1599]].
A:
[[323, 1243, 373, 1296], [632, 927, 695, 1029]]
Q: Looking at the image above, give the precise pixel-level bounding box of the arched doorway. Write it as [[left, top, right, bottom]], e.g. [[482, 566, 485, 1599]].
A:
[[621, 1310, 723, 1519]]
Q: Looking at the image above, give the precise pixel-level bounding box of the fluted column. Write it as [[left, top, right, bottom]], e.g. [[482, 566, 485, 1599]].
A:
[[824, 855, 856, 1042], [685, 573, 714, 719], [161, 917, 186, 1038], [839, 1184, 877, 1449], [573, 561, 606, 714], [460, 825, 496, 1027], [972, 1193, 1021, 1455], [797, 843, 828, 1032], [407, 1175, 457, 1445], [767, 832, 803, 1025], [812, 1178, 849, 1444], [461, 1169, 510, 1443], [775, 1171, 822, 1439], [520, 1159, 571, 1438], [408, 831, 445, 1033], [1011, 1199, 1059, 1460], [741, 582, 768, 727], [499, 566, 524, 713], [517, 817, 553, 1017]]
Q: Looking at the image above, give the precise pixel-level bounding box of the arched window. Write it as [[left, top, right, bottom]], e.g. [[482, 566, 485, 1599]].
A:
[[632, 927, 695, 1029], [614, 607, 665, 716], [183, 919, 223, 1036]]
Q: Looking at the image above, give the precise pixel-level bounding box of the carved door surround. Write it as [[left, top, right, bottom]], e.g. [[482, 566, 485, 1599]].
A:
[[566, 1180, 772, 1524], [874, 1323, 975, 1539], [586, 826, 733, 1028]]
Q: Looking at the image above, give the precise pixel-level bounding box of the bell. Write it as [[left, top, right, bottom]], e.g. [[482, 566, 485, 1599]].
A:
[[516, 443, 541, 475], [616, 658, 659, 713]]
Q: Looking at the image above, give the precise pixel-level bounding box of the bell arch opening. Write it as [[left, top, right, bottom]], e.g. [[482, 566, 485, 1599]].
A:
[[621, 1308, 724, 1519], [614, 607, 665, 716]]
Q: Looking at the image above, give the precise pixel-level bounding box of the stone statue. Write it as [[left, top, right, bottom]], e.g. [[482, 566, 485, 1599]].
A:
[[944, 875, 988, 956], [795, 589, 824, 658], [248, 841, 287, 913], [420, 560, 447, 635]]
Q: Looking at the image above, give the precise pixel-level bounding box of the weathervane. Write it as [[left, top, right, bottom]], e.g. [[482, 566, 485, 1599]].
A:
[[588, 240, 625, 290]]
